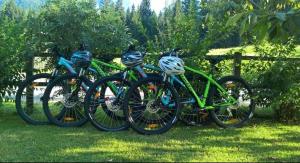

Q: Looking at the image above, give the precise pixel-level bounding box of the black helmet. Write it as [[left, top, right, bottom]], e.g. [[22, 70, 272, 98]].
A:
[[71, 50, 92, 68], [121, 51, 143, 67]]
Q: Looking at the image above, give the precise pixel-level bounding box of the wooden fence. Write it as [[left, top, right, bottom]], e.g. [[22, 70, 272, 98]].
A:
[[21, 52, 300, 109], [24, 52, 300, 80], [205, 52, 300, 78]]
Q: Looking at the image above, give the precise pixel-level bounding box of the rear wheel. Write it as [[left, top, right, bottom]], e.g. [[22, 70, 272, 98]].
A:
[[208, 76, 255, 128], [123, 77, 180, 135], [15, 73, 53, 125]]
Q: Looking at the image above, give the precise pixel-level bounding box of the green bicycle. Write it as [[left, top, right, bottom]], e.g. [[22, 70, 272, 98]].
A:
[[123, 49, 255, 135], [43, 46, 161, 127]]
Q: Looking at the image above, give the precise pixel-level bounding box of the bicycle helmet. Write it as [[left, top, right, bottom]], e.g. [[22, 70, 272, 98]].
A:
[[121, 51, 143, 67], [159, 56, 185, 75], [71, 50, 92, 68]]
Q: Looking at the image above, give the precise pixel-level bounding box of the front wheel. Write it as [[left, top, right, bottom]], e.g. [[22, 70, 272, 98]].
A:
[[43, 74, 91, 127], [208, 76, 255, 128], [123, 77, 180, 135], [84, 76, 130, 132]]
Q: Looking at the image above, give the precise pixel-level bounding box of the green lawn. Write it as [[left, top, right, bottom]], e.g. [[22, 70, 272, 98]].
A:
[[1, 103, 300, 162]]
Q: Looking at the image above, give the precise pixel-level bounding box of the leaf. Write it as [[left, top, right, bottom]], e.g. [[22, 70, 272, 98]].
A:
[[226, 13, 245, 27], [275, 12, 287, 21], [239, 17, 248, 36]]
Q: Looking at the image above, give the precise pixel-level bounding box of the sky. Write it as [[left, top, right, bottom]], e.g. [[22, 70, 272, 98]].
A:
[[123, 0, 168, 13]]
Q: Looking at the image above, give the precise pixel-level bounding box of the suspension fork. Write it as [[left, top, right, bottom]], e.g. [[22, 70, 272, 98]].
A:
[[113, 71, 128, 102], [69, 69, 85, 99]]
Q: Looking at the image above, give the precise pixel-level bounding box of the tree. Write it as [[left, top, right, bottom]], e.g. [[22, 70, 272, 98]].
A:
[[126, 5, 148, 46], [1, 0, 24, 21], [0, 0, 26, 101], [37, 0, 131, 61], [227, 0, 300, 43], [115, 0, 125, 20], [139, 0, 158, 41]]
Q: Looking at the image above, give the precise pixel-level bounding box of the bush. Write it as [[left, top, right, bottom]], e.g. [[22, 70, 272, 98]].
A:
[[272, 84, 300, 123], [256, 61, 300, 123]]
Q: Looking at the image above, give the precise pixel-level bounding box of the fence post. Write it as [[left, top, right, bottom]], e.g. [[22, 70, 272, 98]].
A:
[[25, 53, 34, 113], [233, 52, 242, 77]]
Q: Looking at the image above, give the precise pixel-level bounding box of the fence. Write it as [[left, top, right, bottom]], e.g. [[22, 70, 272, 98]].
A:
[[20, 52, 300, 109], [205, 52, 300, 78], [24, 52, 300, 80]]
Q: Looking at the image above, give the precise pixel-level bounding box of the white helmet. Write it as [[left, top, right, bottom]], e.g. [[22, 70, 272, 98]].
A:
[[159, 56, 185, 75]]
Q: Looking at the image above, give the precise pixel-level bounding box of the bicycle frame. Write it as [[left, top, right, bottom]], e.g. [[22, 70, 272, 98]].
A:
[[166, 66, 238, 110], [105, 64, 162, 95], [89, 59, 163, 95]]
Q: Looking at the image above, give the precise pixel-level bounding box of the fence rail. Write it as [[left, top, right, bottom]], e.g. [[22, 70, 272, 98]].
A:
[[205, 52, 300, 77], [25, 52, 300, 79]]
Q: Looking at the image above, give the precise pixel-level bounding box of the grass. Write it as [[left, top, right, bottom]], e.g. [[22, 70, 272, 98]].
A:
[[1, 103, 300, 162]]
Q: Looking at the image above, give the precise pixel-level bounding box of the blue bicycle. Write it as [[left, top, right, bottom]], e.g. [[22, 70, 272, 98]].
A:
[[15, 45, 97, 125]]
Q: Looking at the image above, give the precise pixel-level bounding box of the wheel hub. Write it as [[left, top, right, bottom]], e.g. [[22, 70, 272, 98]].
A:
[[106, 98, 120, 112], [146, 100, 159, 113], [62, 93, 78, 108]]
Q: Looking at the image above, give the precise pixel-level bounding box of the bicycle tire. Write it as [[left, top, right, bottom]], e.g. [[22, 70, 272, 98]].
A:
[[123, 76, 181, 135], [43, 74, 91, 127], [208, 76, 255, 128], [15, 73, 53, 125]]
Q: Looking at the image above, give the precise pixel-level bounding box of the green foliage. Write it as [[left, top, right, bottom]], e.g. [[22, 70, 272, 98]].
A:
[[250, 39, 300, 122], [36, 0, 131, 61], [227, 0, 300, 43], [153, 0, 204, 56], [126, 5, 148, 46], [272, 84, 300, 123], [0, 0, 26, 101]]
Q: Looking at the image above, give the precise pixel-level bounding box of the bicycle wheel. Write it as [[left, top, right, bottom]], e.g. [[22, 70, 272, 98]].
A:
[[15, 73, 52, 125], [123, 76, 180, 135], [84, 76, 131, 131], [43, 74, 91, 127], [208, 76, 255, 128]]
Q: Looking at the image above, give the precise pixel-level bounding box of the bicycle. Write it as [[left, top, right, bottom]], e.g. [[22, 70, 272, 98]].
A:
[[123, 49, 255, 135], [83, 47, 164, 131], [15, 45, 125, 125], [43, 45, 162, 127]]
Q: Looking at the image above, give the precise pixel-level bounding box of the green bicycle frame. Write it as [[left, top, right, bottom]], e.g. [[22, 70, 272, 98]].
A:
[[89, 59, 130, 94], [177, 66, 238, 109], [90, 59, 161, 94]]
